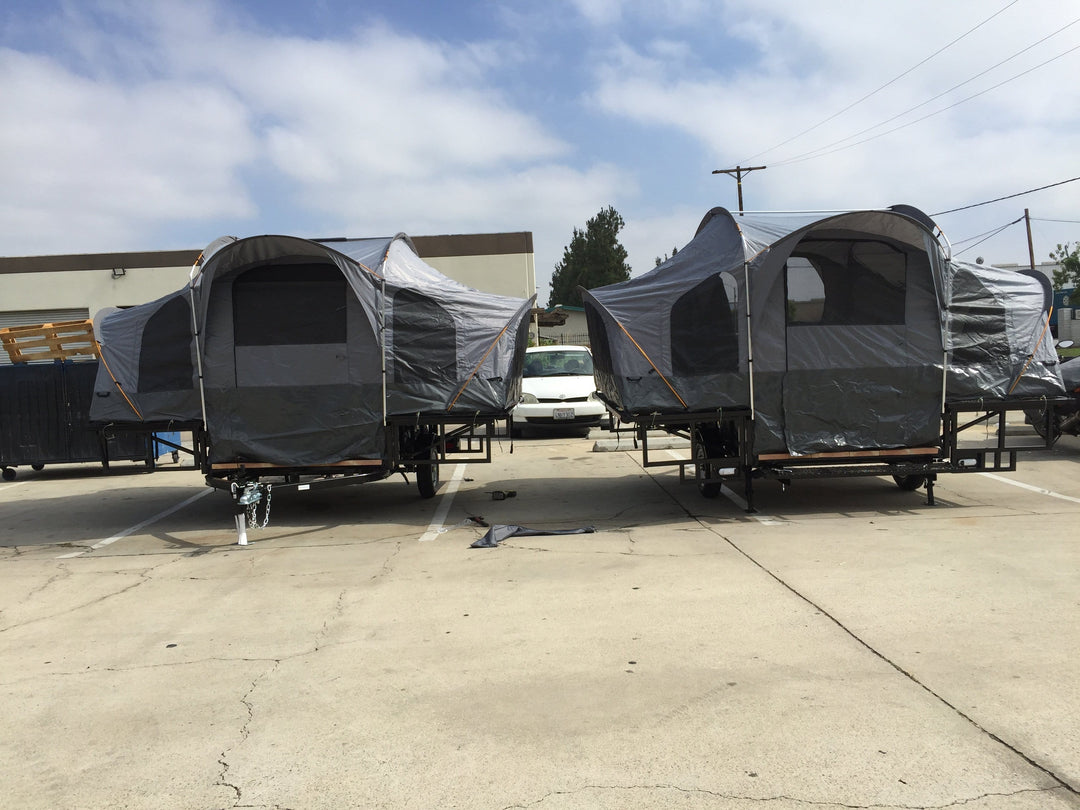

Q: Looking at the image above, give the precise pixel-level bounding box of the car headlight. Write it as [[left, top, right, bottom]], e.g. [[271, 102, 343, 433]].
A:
[[519, 393, 539, 404]]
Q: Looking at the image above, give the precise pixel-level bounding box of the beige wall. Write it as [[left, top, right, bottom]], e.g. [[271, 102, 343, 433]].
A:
[[425, 252, 536, 302], [1, 265, 194, 318], [0, 233, 536, 328]]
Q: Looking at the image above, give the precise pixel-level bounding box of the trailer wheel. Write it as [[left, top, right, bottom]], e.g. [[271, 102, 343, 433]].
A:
[[417, 442, 441, 499], [695, 435, 721, 498], [892, 474, 926, 491], [31, 463, 44, 471], [2, 467, 15, 482], [1026, 407, 1062, 444]]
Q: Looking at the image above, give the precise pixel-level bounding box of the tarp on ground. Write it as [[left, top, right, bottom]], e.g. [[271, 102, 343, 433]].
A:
[[91, 234, 533, 466], [583, 206, 1063, 456]]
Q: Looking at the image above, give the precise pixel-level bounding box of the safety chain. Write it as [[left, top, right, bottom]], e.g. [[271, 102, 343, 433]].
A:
[[244, 483, 273, 529]]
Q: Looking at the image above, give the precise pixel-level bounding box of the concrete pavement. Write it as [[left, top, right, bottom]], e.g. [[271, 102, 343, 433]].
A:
[[1, 430, 1078, 809]]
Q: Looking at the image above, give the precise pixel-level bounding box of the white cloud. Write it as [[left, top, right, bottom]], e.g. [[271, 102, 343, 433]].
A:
[[0, 1, 607, 260], [0, 46, 257, 253], [580, 0, 1080, 264], [1, 0, 1076, 278]]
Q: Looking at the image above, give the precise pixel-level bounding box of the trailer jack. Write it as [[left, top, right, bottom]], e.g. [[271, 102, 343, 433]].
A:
[[231, 481, 272, 545]]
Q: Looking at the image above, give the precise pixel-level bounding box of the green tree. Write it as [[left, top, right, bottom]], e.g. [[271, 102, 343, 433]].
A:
[[548, 206, 632, 307], [1050, 242, 1080, 289], [655, 244, 680, 267]]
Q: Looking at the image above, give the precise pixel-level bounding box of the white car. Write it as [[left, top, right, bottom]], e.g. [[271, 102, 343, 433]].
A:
[[512, 345, 608, 435]]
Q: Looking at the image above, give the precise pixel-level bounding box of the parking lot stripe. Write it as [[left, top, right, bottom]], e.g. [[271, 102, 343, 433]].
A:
[[664, 450, 785, 524], [979, 472, 1080, 505], [418, 463, 467, 542], [56, 488, 214, 558]]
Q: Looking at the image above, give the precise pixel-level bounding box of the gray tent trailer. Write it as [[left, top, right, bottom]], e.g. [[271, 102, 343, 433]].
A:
[[583, 205, 1068, 509], [91, 233, 533, 538]]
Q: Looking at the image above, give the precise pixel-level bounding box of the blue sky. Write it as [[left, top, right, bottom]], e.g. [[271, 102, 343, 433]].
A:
[[2, 0, 1078, 301]]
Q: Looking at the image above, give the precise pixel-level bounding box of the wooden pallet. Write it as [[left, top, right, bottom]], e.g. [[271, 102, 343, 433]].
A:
[[0, 319, 100, 364]]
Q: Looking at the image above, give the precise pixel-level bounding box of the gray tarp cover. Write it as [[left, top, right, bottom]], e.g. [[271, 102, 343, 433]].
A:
[[470, 525, 596, 548], [583, 206, 1063, 456], [91, 234, 534, 466]]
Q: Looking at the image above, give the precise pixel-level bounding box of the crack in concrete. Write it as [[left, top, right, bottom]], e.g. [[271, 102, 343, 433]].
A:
[[643, 465, 1079, 798], [214, 541, 399, 807], [707, 519, 1080, 797], [0, 561, 74, 628], [217, 665, 275, 806], [1, 551, 191, 632], [501, 783, 1069, 809], [0, 572, 149, 635]]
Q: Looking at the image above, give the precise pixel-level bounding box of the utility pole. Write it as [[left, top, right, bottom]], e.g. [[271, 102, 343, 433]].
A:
[[1024, 208, 1036, 271], [712, 165, 766, 214]]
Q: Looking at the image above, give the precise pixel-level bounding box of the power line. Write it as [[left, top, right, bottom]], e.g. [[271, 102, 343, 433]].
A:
[[933, 176, 1080, 216], [1033, 218, 1080, 224], [738, 0, 1019, 164], [952, 217, 1024, 256], [770, 16, 1080, 167], [770, 41, 1080, 167], [952, 217, 1024, 246]]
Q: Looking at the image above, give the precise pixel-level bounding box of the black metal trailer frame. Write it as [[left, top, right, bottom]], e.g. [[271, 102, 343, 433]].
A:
[[603, 395, 1072, 512], [190, 412, 511, 544]]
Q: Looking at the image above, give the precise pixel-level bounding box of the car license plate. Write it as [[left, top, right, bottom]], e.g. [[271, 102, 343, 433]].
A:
[[553, 408, 575, 420]]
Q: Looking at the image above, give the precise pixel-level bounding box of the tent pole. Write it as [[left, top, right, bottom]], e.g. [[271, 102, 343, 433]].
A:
[[380, 277, 387, 428], [743, 260, 755, 418], [188, 264, 209, 431]]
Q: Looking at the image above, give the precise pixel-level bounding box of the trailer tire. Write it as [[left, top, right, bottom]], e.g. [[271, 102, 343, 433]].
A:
[[892, 474, 926, 491], [1025, 407, 1062, 444], [2, 468, 15, 481], [417, 443, 441, 499], [31, 463, 44, 471], [695, 436, 721, 499]]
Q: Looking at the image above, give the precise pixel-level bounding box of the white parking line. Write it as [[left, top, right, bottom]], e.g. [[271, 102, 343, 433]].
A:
[[979, 472, 1080, 505], [664, 450, 785, 525], [56, 488, 214, 558], [418, 464, 467, 542], [0, 480, 30, 495]]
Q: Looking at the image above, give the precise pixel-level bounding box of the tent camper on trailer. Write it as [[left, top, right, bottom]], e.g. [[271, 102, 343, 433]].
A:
[[90, 233, 534, 540], [582, 205, 1069, 509]]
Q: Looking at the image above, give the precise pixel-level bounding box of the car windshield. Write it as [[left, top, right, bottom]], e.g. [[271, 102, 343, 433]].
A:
[[524, 350, 594, 378]]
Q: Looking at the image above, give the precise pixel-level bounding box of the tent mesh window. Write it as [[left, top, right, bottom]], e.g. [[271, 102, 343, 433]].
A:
[[671, 273, 739, 374], [232, 263, 347, 346], [139, 295, 194, 392], [787, 239, 907, 326], [392, 289, 456, 384]]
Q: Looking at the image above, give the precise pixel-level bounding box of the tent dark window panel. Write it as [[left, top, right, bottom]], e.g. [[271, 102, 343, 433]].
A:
[[392, 289, 456, 384], [585, 305, 616, 375], [232, 263, 347, 346], [671, 273, 739, 375], [786, 239, 907, 326], [139, 295, 194, 392]]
